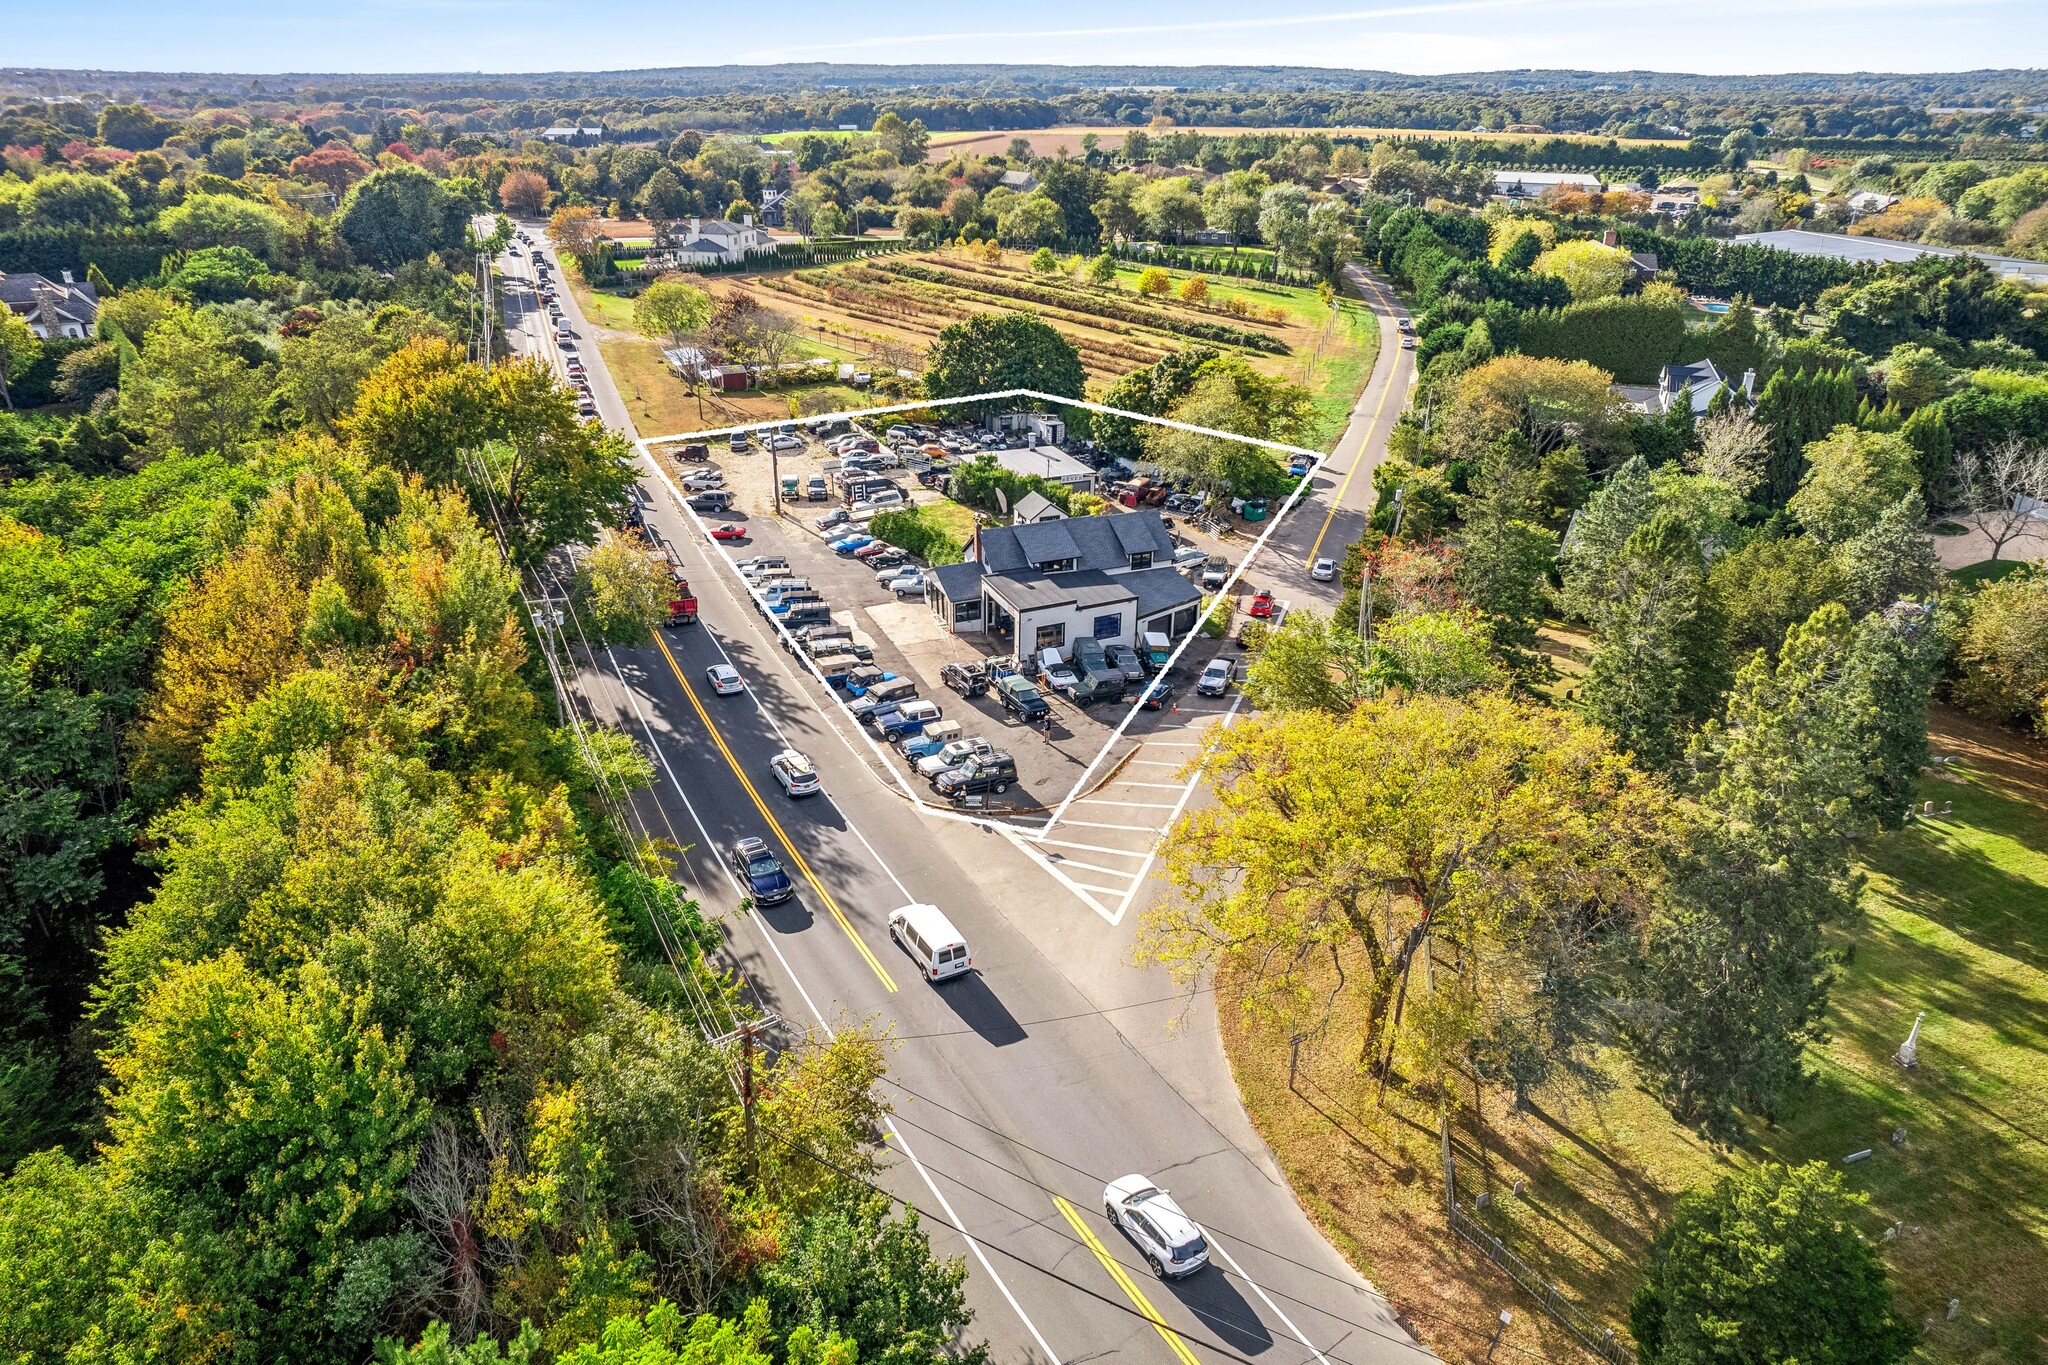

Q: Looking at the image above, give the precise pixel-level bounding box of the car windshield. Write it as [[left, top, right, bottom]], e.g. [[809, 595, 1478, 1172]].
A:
[[745, 855, 782, 878]]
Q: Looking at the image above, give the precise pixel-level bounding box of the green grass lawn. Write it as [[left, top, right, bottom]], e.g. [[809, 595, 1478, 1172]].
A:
[[1952, 559, 2033, 587]]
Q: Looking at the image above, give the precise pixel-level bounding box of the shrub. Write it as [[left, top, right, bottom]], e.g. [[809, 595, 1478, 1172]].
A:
[[1137, 266, 1171, 296]]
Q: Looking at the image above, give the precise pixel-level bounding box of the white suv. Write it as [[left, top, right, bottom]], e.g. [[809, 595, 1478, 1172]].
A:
[[1103, 1175, 1209, 1278], [1196, 657, 1233, 697]]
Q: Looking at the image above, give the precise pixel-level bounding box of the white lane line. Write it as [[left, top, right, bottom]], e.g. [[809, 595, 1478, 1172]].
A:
[[1075, 799, 1183, 810], [1210, 1239, 1335, 1365]]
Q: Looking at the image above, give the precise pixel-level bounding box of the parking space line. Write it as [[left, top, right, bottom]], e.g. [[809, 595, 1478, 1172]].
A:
[[1072, 881, 1136, 897], [1075, 798, 1183, 810], [1128, 759, 1187, 769], [1038, 838, 1154, 858], [1051, 1196, 1202, 1365], [1046, 859, 1143, 880], [1056, 820, 1168, 834], [1122, 782, 1198, 791]]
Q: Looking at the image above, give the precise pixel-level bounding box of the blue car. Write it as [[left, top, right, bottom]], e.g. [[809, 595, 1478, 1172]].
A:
[[829, 533, 874, 554], [732, 836, 793, 905], [844, 667, 898, 697]]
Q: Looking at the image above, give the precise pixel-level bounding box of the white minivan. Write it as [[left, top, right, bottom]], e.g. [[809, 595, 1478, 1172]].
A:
[[853, 489, 905, 515], [888, 903, 972, 983]]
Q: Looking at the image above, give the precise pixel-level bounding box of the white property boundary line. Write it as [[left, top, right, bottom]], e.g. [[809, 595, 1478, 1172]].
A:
[[631, 387, 1325, 843]]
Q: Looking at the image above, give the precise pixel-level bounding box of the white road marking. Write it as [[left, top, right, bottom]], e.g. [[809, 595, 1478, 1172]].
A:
[[1037, 838, 1155, 859], [1075, 798, 1183, 810], [1210, 1239, 1335, 1365]]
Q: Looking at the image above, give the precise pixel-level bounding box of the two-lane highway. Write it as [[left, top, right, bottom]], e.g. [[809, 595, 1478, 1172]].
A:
[[490, 227, 1435, 1365]]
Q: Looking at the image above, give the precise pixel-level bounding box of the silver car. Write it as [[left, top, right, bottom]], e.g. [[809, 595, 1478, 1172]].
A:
[[1104, 1175, 1209, 1278]]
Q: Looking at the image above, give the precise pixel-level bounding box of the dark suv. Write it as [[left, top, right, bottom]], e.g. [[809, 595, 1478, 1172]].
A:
[[933, 752, 1018, 798], [995, 673, 1050, 722], [941, 661, 989, 697]]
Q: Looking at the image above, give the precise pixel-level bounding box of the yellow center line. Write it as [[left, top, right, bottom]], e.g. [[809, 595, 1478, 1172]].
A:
[[1303, 274, 1406, 567], [652, 631, 899, 993], [1052, 1195, 1201, 1365]]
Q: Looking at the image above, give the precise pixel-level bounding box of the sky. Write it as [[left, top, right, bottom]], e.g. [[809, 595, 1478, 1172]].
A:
[[5, 0, 2046, 78]]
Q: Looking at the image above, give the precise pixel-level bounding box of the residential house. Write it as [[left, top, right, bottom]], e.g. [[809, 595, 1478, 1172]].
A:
[[1599, 228, 1660, 281], [998, 168, 1039, 193], [1615, 358, 1755, 417], [0, 269, 99, 339], [1011, 491, 1067, 524], [758, 187, 790, 228], [1846, 189, 1900, 217], [925, 508, 1202, 651], [658, 216, 776, 268], [541, 125, 604, 146]]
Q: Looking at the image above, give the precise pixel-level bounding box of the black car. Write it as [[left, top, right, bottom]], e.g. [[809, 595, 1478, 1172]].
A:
[[933, 753, 1018, 799], [689, 491, 732, 513], [994, 674, 1050, 722], [1137, 678, 1177, 711], [732, 836, 793, 905]]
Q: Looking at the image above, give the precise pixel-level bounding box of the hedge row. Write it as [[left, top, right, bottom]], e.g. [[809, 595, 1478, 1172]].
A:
[[0, 228, 173, 287]]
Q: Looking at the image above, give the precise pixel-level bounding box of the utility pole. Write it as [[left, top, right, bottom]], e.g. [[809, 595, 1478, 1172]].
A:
[[739, 1020, 759, 1183]]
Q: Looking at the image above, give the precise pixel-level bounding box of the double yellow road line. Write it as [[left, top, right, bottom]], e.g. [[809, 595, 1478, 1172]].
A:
[[1053, 1195, 1201, 1365], [1302, 272, 1407, 566], [652, 631, 898, 992]]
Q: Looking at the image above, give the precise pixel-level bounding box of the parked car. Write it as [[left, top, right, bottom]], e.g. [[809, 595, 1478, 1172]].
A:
[[1196, 658, 1233, 697], [769, 749, 822, 798], [736, 555, 788, 576], [1103, 643, 1147, 685], [728, 432, 749, 451], [807, 477, 829, 501], [689, 492, 732, 514], [1311, 557, 1337, 582], [843, 665, 896, 697], [1103, 1176, 1209, 1279], [888, 572, 927, 598], [707, 664, 745, 696], [1037, 648, 1080, 695], [709, 523, 747, 542], [1248, 588, 1275, 619], [765, 434, 803, 451], [1199, 558, 1229, 591], [916, 737, 995, 777], [853, 540, 896, 560], [732, 836, 793, 905], [933, 752, 1018, 799], [1137, 678, 1177, 711], [941, 661, 989, 697], [829, 533, 874, 554], [815, 509, 851, 531], [868, 549, 909, 569], [995, 674, 1051, 723], [878, 699, 945, 741]]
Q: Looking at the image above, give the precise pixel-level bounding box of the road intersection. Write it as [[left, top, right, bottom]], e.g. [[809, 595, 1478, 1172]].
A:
[[491, 226, 1430, 1365]]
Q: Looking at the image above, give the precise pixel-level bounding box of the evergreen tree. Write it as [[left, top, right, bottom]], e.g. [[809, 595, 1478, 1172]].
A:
[[1580, 513, 1727, 770], [1834, 493, 1943, 619], [1453, 433, 1556, 669], [1557, 454, 1655, 622], [1755, 366, 1858, 507]]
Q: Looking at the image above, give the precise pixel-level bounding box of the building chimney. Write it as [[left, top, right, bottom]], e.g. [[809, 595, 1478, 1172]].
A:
[[1742, 368, 1757, 400], [743, 213, 754, 227], [690, 217, 701, 238], [60, 268, 74, 285], [1601, 228, 1619, 248]]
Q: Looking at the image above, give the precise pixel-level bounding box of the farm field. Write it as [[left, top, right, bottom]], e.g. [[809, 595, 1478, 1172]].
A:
[[1219, 705, 2048, 1363], [566, 245, 1379, 444], [923, 125, 1691, 158]]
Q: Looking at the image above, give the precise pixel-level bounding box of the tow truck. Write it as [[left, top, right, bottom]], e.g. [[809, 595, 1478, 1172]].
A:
[[650, 543, 697, 628]]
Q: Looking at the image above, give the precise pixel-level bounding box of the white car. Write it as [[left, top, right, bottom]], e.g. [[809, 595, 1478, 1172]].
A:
[[1311, 557, 1337, 582], [1103, 1175, 1210, 1279], [764, 434, 804, 451], [1196, 657, 1233, 697], [916, 737, 994, 778], [889, 572, 927, 597], [681, 470, 725, 491], [706, 664, 745, 696], [876, 563, 922, 586], [768, 749, 821, 797]]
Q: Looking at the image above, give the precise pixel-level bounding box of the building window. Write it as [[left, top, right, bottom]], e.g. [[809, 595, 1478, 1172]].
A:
[[1092, 613, 1123, 640], [1034, 621, 1066, 651], [1036, 557, 1078, 573], [1127, 551, 1153, 571], [954, 599, 982, 625]]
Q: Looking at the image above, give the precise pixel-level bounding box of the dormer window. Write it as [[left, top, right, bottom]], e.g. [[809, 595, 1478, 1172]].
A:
[[1037, 557, 1078, 573], [1127, 551, 1153, 571]]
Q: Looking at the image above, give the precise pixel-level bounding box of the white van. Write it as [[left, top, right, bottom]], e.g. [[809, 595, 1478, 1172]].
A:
[[888, 903, 972, 982], [758, 580, 812, 605]]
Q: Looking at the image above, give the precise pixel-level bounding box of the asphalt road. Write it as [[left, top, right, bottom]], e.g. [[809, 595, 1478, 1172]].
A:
[[488, 227, 1438, 1365]]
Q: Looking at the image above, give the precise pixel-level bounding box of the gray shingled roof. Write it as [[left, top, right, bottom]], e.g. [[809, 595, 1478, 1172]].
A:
[[1127, 566, 1202, 620], [983, 569, 1135, 613], [930, 561, 986, 602], [1010, 519, 1083, 566], [976, 509, 1174, 576]]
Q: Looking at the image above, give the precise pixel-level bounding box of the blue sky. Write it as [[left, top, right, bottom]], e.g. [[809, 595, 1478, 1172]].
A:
[[7, 0, 2045, 76]]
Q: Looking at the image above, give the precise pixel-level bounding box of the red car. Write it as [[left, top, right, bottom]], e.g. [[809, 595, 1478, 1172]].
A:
[[852, 541, 897, 560], [708, 523, 747, 542], [1248, 588, 1275, 619]]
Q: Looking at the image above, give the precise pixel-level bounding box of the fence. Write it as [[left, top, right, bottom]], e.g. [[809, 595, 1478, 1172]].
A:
[[1445, 1194, 1637, 1364]]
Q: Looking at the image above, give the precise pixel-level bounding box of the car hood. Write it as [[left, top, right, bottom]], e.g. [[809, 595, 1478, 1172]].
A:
[[747, 868, 792, 897]]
